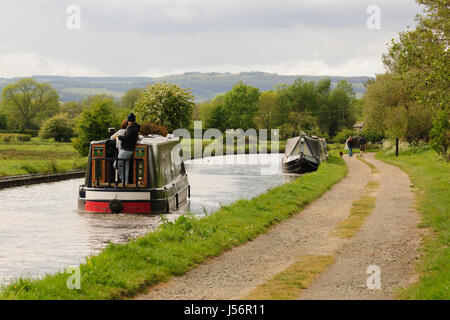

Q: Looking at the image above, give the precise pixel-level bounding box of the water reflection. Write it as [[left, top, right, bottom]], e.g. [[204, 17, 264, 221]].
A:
[[0, 154, 296, 284]]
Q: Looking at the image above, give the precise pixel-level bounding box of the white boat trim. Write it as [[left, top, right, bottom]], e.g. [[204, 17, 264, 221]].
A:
[[85, 191, 151, 201]]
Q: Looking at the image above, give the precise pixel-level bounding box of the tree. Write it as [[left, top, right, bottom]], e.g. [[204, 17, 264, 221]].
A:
[[60, 101, 83, 119], [39, 113, 74, 142], [220, 81, 261, 130], [207, 105, 228, 131], [362, 73, 433, 142], [194, 95, 224, 126], [73, 98, 118, 156], [1, 78, 59, 129], [430, 106, 450, 161], [275, 78, 355, 138], [254, 90, 279, 130], [135, 82, 194, 132], [120, 88, 144, 109], [383, 0, 449, 111], [382, 0, 449, 154], [326, 80, 356, 137]]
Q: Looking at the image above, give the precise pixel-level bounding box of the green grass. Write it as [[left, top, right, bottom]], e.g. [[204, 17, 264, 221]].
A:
[[376, 150, 449, 300], [333, 180, 379, 239], [245, 255, 335, 300], [357, 156, 380, 174], [0, 152, 347, 300], [0, 138, 86, 177]]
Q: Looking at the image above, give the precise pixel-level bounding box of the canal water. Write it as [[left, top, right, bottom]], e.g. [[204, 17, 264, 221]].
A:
[[0, 154, 296, 285]]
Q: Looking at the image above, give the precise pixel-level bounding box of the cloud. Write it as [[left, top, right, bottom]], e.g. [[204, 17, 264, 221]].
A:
[[0, 0, 421, 78], [139, 56, 384, 78], [0, 52, 107, 78]]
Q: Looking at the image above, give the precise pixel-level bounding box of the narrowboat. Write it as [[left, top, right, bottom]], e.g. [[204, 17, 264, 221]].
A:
[[78, 134, 190, 214], [282, 134, 328, 174]]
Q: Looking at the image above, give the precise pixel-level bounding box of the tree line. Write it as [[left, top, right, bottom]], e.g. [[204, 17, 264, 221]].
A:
[[0, 75, 360, 155], [362, 0, 449, 160]]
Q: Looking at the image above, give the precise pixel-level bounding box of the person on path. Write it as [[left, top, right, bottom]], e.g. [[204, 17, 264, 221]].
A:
[[347, 136, 354, 157], [359, 135, 367, 158]]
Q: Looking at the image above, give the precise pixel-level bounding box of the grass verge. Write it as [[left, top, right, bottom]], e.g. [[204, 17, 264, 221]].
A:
[[244, 255, 334, 300], [376, 150, 449, 300], [0, 152, 346, 300], [332, 180, 379, 239], [357, 156, 379, 174]]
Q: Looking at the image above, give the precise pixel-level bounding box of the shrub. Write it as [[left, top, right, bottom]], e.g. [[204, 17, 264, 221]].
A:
[[140, 121, 168, 137], [334, 128, 355, 143], [361, 128, 384, 143], [381, 139, 430, 156], [39, 113, 74, 142], [73, 98, 118, 156]]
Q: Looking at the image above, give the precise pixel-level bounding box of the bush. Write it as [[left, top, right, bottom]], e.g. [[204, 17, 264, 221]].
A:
[[381, 139, 430, 156], [140, 121, 168, 137], [361, 128, 384, 143], [334, 128, 355, 143], [39, 113, 74, 142], [73, 98, 118, 156]]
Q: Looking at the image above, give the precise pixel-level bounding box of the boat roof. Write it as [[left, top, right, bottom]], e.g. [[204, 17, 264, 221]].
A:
[[285, 137, 300, 156], [91, 134, 180, 147]]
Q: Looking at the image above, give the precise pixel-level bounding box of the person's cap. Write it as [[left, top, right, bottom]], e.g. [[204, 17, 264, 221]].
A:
[[127, 113, 136, 122]]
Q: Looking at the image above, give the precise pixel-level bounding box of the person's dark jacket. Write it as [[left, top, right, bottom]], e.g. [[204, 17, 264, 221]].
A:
[[118, 122, 140, 151], [360, 137, 367, 147], [347, 139, 354, 148]]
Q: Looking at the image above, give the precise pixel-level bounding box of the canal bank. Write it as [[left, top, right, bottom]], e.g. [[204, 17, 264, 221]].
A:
[[0, 170, 85, 189], [0, 153, 346, 299]]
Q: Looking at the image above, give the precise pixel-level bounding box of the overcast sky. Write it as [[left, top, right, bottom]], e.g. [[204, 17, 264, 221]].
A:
[[0, 0, 422, 78]]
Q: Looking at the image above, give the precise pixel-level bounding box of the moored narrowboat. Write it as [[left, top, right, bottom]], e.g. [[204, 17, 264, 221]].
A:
[[282, 134, 328, 174], [78, 134, 189, 214]]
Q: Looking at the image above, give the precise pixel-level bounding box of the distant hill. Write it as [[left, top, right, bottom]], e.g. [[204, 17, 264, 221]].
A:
[[0, 72, 372, 103]]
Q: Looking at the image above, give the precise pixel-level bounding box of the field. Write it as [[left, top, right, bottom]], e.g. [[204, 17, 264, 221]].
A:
[[0, 138, 86, 177]]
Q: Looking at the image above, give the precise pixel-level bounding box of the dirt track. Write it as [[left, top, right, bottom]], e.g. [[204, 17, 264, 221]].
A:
[[135, 153, 421, 300]]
